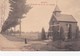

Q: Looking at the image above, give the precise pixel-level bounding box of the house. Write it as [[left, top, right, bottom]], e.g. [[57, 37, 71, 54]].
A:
[[48, 5, 78, 41]]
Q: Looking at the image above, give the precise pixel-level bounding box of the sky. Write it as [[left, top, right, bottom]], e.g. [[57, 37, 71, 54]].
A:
[[0, 0, 80, 32]]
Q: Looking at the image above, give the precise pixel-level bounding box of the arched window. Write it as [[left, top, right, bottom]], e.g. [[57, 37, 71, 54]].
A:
[[66, 24, 72, 29]]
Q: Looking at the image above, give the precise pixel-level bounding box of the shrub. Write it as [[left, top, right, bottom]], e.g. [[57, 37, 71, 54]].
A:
[[76, 26, 79, 39], [60, 27, 65, 40], [68, 24, 72, 39], [52, 26, 59, 41], [41, 28, 46, 40]]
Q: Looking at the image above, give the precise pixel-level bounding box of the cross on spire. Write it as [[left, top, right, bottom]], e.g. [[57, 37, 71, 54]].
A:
[[56, 0, 58, 5], [53, 0, 61, 16]]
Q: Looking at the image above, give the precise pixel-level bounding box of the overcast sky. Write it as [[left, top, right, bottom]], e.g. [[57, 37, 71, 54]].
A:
[[0, 0, 80, 32]]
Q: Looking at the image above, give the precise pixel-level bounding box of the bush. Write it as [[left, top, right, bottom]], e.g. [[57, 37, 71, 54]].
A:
[[68, 24, 72, 39], [60, 27, 65, 40], [76, 26, 79, 39], [41, 28, 46, 40], [52, 26, 59, 41]]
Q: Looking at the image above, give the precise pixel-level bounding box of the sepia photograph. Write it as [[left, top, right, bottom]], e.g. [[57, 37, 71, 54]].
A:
[[0, 0, 80, 51]]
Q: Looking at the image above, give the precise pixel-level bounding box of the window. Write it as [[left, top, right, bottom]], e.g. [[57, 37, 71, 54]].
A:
[[66, 24, 71, 28]]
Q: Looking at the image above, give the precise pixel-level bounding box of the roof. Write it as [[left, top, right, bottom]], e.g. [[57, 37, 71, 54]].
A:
[[54, 14, 77, 23], [50, 5, 77, 23]]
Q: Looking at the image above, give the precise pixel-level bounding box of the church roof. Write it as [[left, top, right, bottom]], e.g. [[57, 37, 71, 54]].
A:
[[50, 5, 77, 23], [54, 14, 77, 23]]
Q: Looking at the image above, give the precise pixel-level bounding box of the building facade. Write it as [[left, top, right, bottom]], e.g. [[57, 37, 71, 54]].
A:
[[48, 5, 78, 41]]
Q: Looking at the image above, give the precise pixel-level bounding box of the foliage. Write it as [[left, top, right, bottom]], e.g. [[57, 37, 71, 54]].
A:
[[1, 0, 31, 32], [60, 27, 65, 40], [41, 28, 46, 40], [76, 26, 79, 38], [68, 24, 72, 39], [52, 26, 59, 41]]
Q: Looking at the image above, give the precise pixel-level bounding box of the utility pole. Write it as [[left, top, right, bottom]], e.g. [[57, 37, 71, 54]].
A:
[[19, 19, 21, 37], [20, 19, 21, 36]]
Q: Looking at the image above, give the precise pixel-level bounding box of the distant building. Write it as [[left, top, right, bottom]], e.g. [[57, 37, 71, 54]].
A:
[[48, 5, 78, 40]]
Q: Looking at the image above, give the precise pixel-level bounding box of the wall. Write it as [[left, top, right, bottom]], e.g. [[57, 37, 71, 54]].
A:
[[59, 22, 77, 40]]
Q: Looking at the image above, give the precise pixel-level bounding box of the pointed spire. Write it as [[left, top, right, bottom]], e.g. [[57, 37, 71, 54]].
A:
[[53, 5, 61, 16], [53, 5, 61, 13]]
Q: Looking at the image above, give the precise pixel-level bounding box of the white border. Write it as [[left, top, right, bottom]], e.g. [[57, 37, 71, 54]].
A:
[[0, 51, 80, 56]]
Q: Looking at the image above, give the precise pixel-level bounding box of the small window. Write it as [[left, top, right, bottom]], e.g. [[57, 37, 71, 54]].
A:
[[66, 24, 72, 28]]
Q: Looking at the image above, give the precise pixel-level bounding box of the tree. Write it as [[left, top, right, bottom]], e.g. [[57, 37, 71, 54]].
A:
[[68, 24, 72, 39], [1, 0, 31, 32], [60, 27, 65, 40], [52, 26, 59, 41], [76, 26, 79, 39], [41, 28, 46, 40]]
